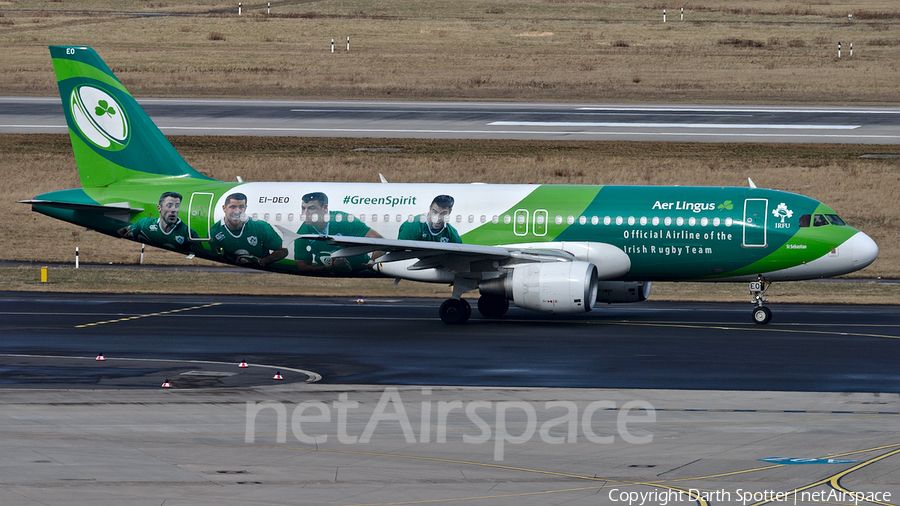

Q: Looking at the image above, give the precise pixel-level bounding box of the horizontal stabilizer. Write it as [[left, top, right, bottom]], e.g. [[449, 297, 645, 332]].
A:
[[19, 200, 144, 213]]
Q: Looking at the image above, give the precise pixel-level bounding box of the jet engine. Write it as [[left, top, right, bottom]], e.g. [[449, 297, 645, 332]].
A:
[[480, 261, 599, 313], [594, 281, 652, 304]]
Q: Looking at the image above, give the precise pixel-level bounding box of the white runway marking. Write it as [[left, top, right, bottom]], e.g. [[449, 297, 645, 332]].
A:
[[149, 126, 895, 140], [577, 106, 900, 115], [5, 124, 896, 141], [489, 121, 861, 130]]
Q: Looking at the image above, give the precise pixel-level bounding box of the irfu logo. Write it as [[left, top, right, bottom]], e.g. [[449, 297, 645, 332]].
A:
[[773, 202, 793, 228]]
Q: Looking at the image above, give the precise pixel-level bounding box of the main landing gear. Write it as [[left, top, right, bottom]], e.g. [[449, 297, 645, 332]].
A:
[[439, 298, 471, 325], [439, 276, 511, 324], [477, 294, 509, 319], [750, 275, 772, 324], [439, 295, 510, 324]]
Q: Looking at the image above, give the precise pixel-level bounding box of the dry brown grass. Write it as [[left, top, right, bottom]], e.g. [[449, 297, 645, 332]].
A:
[[1, 0, 898, 103], [3, 135, 898, 280]]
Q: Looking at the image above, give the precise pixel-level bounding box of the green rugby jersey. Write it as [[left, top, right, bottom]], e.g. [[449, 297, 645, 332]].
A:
[[210, 219, 283, 264], [294, 212, 372, 271], [130, 216, 195, 252], [398, 218, 462, 244]]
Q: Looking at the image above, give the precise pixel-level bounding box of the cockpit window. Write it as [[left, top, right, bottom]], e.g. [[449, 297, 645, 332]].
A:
[[798, 214, 811, 227], [813, 214, 829, 227], [826, 214, 846, 226]]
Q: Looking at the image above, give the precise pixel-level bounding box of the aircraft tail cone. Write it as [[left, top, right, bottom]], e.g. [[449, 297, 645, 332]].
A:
[[95, 353, 105, 361], [273, 371, 283, 380], [161, 379, 172, 388], [238, 361, 249, 368]]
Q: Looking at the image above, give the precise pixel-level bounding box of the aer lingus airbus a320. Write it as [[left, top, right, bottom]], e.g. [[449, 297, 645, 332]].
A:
[[22, 46, 879, 324]]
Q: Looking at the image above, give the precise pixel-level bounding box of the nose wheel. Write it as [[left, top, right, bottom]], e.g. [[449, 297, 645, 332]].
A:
[[752, 306, 772, 324], [749, 275, 772, 324]]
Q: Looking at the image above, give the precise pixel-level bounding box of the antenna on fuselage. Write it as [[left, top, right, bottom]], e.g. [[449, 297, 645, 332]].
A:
[[748, 177, 757, 189]]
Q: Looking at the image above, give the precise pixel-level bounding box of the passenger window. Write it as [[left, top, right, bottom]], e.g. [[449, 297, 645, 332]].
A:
[[799, 214, 811, 227], [813, 214, 829, 227], [826, 214, 846, 226]]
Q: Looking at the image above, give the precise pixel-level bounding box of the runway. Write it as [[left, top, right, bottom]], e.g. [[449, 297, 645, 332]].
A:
[[2, 292, 898, 392], [3, 97, 900, 143], [3, 292, 899, 505]]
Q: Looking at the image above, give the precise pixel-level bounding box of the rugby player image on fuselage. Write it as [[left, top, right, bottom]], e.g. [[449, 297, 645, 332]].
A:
[[398, 194, 462, 244], [117, 191, 199, 253], [293, 192, 384, 274], [209, 192, 288, 267]]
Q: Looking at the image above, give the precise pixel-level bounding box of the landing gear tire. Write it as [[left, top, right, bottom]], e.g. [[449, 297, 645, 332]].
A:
[[440, 298, 471, 325], [752, 306, 772, 325], [477, 294, 509, 318], [749, 275, 772, 325]]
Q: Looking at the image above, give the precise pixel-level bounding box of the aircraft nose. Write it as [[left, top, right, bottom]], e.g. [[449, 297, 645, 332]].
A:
[[850, 231, 879, 270]]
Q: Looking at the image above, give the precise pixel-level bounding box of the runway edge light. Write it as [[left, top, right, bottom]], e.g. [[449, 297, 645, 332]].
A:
[[95, 353, 105, 361], [161, 379, 172, 388], [273, 371, 283, 380], [238, 360, 249, 368]]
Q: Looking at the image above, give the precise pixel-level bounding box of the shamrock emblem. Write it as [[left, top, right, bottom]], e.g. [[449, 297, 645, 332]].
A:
[[94, 100, 116, 118], [717, 200, 733, 211]]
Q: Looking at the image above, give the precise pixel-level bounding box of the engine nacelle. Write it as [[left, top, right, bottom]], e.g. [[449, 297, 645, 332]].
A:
[[595, 281, 652, 304], [481, 261, 598, 314]]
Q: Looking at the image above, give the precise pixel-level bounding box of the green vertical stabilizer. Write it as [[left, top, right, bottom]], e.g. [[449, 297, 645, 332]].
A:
[[49, 46, 214, 187]]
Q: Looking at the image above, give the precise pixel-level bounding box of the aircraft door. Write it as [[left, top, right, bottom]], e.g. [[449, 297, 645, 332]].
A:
[[514, 209, 529, 236], [742, 198, 768, 248], [188, 192, 214, 241], [533, 209, 548, 236]]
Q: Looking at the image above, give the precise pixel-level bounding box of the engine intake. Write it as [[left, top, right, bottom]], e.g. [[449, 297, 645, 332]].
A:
[[481, 261, 598, 314]]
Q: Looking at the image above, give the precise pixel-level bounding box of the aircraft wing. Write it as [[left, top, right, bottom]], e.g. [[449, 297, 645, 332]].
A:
[[290, 233, 575, 273]]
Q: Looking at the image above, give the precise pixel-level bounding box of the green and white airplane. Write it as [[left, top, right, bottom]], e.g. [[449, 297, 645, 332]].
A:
[[23, 46, 879, 324]]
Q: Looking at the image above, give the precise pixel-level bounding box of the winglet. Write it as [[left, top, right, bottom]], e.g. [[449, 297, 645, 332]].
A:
[[748, 177, 757, 189], [379, 173, 389, 183]]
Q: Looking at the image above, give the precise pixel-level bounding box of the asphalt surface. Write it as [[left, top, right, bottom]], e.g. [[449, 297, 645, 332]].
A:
[[4, 294, 899, 505], [2, 292, 898, 391], [3, 97, 900, 143]]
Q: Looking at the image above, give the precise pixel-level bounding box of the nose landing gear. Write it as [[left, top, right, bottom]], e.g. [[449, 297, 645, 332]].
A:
[[750, 275, 772, 324]]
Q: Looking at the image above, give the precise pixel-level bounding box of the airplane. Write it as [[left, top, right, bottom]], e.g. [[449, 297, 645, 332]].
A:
[[22, 45, 879, 324]]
